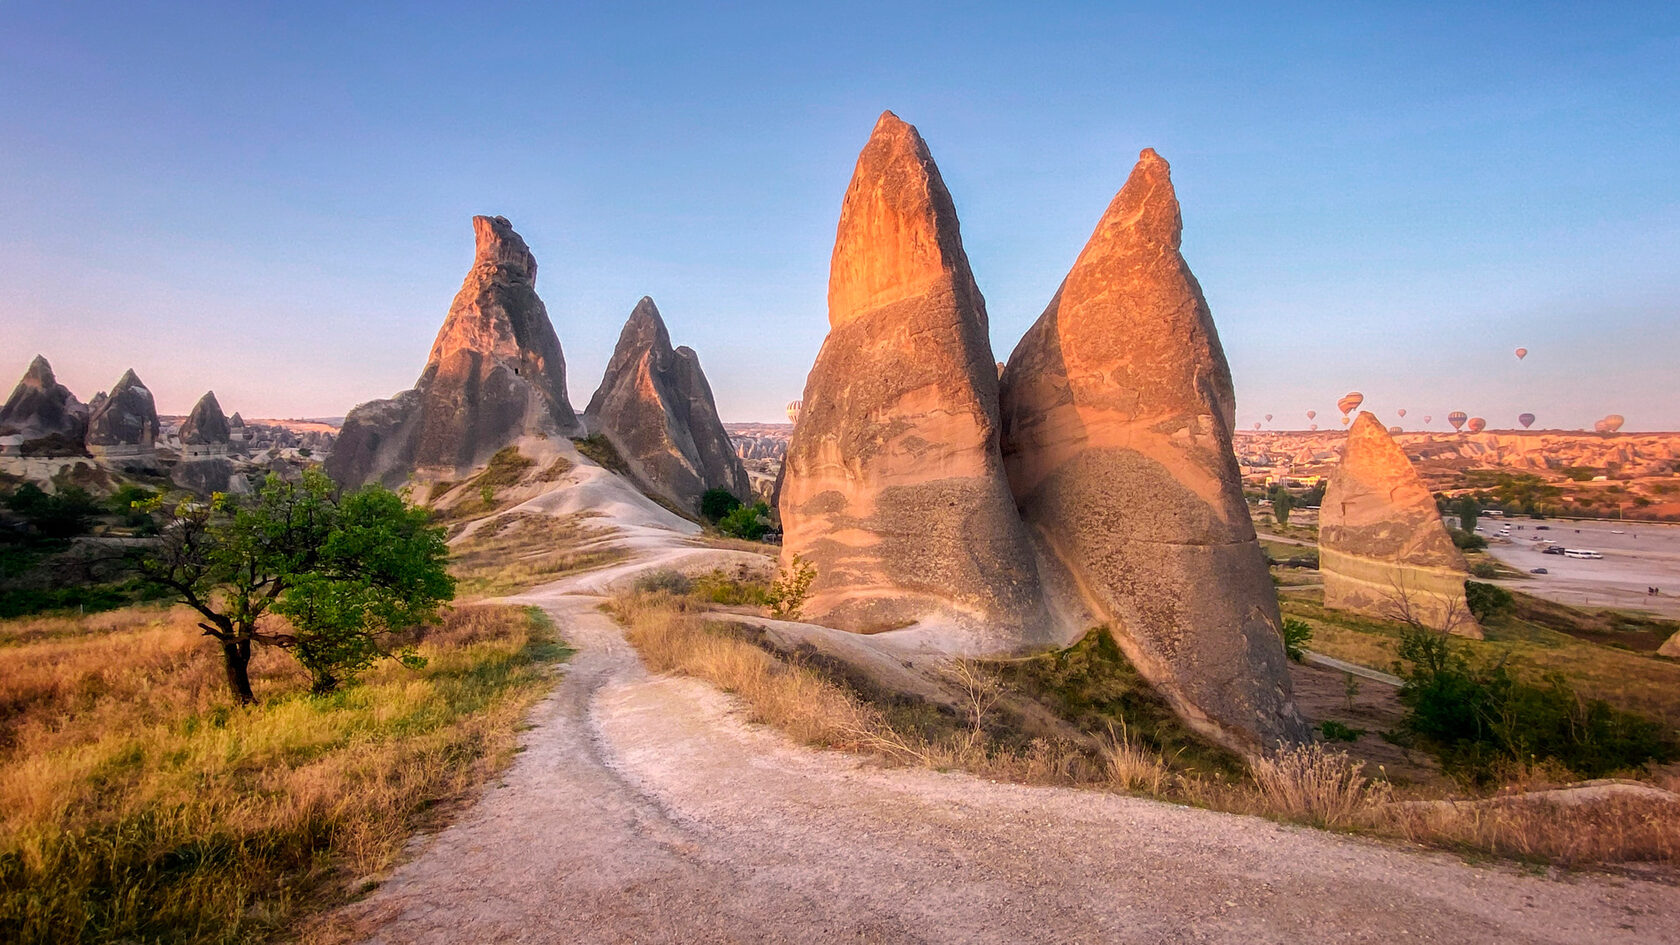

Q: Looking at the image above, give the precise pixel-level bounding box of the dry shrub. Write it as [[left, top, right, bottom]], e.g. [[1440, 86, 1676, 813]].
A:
[[1099, 722, 1170, 795], [1250, 744, 1393, 827], [1376, 793, 1680, 867]]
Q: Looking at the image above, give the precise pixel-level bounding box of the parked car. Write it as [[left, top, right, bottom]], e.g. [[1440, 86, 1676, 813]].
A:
[[1535, 525, 1550, 530], [1530, 567, 1549, 574], [1542, 546, 1567, 555]]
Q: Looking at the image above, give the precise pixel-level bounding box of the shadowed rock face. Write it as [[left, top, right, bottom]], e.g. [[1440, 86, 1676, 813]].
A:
[[85, 369, 159, 454], [779, 112, 1047, 644], [0, 355, 88, 454], [999, 149, 1305, 753], [583, 297, 750, 510], [180, 391, 231, 447], [1321, 411, 1482, 638], [327, 216, 581, 486]]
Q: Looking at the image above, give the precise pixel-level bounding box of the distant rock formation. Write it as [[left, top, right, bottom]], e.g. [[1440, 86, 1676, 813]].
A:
[[1661, 630, 1680, 659], [0, 356, 88, 456], [779, 111, 1047, 643], [1320, 412, 1482, 638], [179, 391, 232, 454], [584, 297, 750, 509], [85, 369, 159, 457], [999, 149, 1305, 753], [328, 215, 582, 486]]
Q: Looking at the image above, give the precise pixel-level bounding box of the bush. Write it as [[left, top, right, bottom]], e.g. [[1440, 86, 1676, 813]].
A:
[[1281, 618, 1313, 662], [633, 568, 693, 595], [767, 554, 816, 620], [716, 502, 770, 541], [1463, 581, 1512, 622], [1450, 528, 1487, 551], [1319, 720, 1366, 742], [700, 488, 742, 523], [1392, 629, 1677, 783]]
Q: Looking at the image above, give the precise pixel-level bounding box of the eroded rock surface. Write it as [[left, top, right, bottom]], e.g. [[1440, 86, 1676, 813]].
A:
[[779, 112, 1047, 644], [0, 356, 88, 455], [179, 391, 231, 452], [583, 297, 750, 510], [1321, 411, 1482, 638], [327, 215, 581, 486], [999, 149, 1304, 753], [85, 369, 159, 456]]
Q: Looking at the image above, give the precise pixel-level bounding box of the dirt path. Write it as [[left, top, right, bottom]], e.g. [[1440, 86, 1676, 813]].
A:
[[338, 546, 1680, 945]]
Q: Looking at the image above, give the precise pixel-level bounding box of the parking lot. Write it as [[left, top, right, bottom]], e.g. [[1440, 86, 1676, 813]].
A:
[[1482, 517, 1680, 618]]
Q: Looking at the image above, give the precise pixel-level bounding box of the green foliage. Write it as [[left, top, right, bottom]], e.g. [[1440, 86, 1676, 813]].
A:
[[766, 553, 816, 620], [700, 488, 743, 523], [1467, 559, 1500, 579], [1391, 629, 1677, 783], [1319, 720, 1366, 742], [1561, 466, 1599, 482], [692, 567, 769, 606], [5, 483, 100, 540], [1280, 618, 1313, 662], [1268, 485, 1296, 525], [716, 502, 771, 540], [1449, 528, 1487, 551], [1464, 580, 1513, 622], [1455, 495, 1480, 534], [633, 568, 693, 595]]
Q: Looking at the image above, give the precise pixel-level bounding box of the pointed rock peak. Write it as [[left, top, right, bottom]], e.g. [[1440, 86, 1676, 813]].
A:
[[827, 110, 972, 328], [22, 355, 55, 387], [1341, 411, 1410, 476], [620, 296, 672, 348], [181, 391, 230, 445], [471, 214, 536, 280], [229, 412, 246, 428], [115, 368, 146, 391], [1085, 147, 1182, 254]]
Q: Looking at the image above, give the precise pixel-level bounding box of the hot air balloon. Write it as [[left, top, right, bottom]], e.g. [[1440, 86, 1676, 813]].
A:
[[1518, 412, 1535, 429], [785, 399, 803, 424], [1264, 414, 1273, 422], [1397, 408, 1407, 418], [1337, 391, 1364, 417], [1309, 423, 1318, 431], [1602, 414, 1624, 433], [1515, 347, 1528, 360], [1388, 426, 1404, 434], [1448, 411, 1468, 431], [1423, 415, 1433, 425], [1306, 410, 1317, 420], [1340, 416, 1351, 426], [1253, 422, 1262, 430], [1467, 417, 1487, 434]]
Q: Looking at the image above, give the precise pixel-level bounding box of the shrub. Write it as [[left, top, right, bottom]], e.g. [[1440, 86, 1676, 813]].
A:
[[1450, 528, 1487, 551], [633, 568, 693, 595], [716, 502, 770, 541], [1280, 618, 1313, 662], [1250, 744, 1391, 827], [767, 554, 816, 620], [1319, 720, 1365, 742], [700, 488, 742, 523], [1464, 580, 1513, 622], [1467, 559, 1499, 579]]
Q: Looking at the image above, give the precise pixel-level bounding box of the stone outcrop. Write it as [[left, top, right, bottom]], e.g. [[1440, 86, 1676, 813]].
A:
[[85, 369, 159, 456], [1320, 412, 1482, 638], [999, 149, 1304, 753], [327, 215, 581, 486], [179, 391, 232, 453], [0, 356, 88, 455], [1661, 630, 1680, 659], [584, 297, 751, 510], [779, 112, 1047, 643]]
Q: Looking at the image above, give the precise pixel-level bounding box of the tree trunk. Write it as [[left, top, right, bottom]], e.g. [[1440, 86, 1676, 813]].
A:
[[221, 638, 256, 704]]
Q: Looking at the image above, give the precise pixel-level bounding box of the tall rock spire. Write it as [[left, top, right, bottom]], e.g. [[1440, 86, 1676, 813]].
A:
[[328, 215, 582, 486], [1000, 149, 1305, 753], [584, 296, 750, 510], [0, 355, 88, 455], [85, 368, 159, 455], [779, 112, 1048, 647], [1320, 412, 1482, 637]]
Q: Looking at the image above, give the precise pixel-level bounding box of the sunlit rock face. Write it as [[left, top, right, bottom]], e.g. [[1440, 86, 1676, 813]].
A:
[[85, 369, 159, 456], [1321, 411, 1483, 638], [584, 296, 750, 510], [779, 112, 1048, 645], [999, 149, 1306, 754], [0, 356, 88, 455], [327, 215, 581, 486]]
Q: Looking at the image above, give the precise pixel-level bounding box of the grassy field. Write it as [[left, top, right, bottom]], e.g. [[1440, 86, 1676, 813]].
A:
[[0, 603, 566, 945], [448, 511, 626, 598]]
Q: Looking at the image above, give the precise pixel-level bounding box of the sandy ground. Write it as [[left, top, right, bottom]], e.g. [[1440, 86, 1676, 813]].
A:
[[1482, 518, 1680, 618], [327, 508, 1680, 944]]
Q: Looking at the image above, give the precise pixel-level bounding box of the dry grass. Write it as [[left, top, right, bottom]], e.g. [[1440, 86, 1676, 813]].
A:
[[1375, 794, 1680, 867], [450, 512, 626, 597], [0, 603, 565, 944], [1250, 744, 1393, 827]]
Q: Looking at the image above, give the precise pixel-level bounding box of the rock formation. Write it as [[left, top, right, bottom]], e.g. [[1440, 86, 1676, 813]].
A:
[[584, 297, 750, 510], [328, 215, 582, 486], [779, 111, 1047, 643], [1661, 630, 1680, 659], [0, 356, 88, 455], [999, 149, 1305, 753], [85, 369, 159, 456], [1320, 412, 1482, 638], [179, 391, 232, 454]]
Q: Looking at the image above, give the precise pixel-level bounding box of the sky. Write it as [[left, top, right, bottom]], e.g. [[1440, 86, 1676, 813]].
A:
[[1, 2, 1677, 430]]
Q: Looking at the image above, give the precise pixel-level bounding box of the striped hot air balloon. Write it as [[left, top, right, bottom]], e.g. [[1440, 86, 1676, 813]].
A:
[[1337, 391, 1364, 417], [1448, 411, 1468, 431], [785, 399, 803, 424]]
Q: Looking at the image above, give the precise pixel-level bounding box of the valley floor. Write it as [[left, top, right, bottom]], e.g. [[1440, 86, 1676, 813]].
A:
[[330, 546, 1680, 945]]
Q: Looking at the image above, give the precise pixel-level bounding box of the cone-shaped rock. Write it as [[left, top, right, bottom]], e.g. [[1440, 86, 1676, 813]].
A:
[[328, 215, 581, 486], [1320, 412, 1483, 638], [779, 112, 1047, 644], [1661, 630, 1680, 659], [0, 355, 88, 454], [1000, 149, 1304, 753], [180, 391, 231, 449], [85, 369, 159, 455], [584, 297, 750, 510]]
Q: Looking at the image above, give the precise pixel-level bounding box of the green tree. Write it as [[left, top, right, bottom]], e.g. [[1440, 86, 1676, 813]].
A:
[[1268, 485, 1296, 526], [1455, 495, 1479, 534], [717, 502, 771, 540], [700, 487, 743, 523]]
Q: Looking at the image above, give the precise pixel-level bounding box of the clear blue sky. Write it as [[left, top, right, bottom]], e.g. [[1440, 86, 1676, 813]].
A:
[[2, 2, 1677, 429]]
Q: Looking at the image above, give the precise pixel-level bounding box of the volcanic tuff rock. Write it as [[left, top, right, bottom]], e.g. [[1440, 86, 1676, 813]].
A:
[[85, 369, 159, 454], [1661, 630, 1680, 659], [583, 297, 750, 510], [1320, 412, 1482, 638], [0, 356, 88, 455], [179, 391, 232, 448], [999, 149, 1305, 753], [779, 111, 1047, 643], [327, 215, 581, 487]]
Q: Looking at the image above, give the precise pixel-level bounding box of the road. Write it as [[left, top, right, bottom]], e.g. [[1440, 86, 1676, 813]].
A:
[[331, 538, 1680, 944]]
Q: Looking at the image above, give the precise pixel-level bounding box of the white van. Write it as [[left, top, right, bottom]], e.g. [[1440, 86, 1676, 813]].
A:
[[1563, 549, 1604, 559]]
